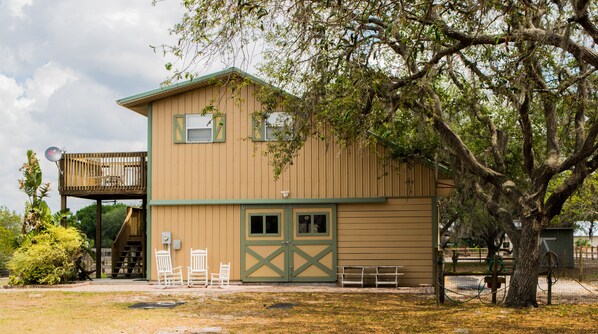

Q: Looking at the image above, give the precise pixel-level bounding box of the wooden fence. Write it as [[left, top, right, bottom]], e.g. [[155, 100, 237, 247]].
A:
[[574, 246, 596, 260]]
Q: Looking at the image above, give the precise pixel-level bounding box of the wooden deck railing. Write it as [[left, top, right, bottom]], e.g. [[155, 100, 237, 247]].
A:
[[59, 152, 147, 198]]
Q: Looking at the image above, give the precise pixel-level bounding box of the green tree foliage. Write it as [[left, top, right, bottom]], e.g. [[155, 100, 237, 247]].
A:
[[160, 0, 598, 307], [440, 184, 509, 260], [8, 225, 85, 285], [557, 172, 598, 223], [8, 150, 85, 285], [75, 203, 128, 247], [0, 207, 21, 270]]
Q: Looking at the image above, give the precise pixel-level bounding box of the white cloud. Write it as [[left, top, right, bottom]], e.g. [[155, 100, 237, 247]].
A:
[[102, 10, 141, 29], [0, 1, 260, 215], [3, 0, 33, 18], [0, 0, 185, 214]]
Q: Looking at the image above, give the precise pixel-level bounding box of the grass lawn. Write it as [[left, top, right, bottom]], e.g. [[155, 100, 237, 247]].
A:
[[0, 290, 596, 333]]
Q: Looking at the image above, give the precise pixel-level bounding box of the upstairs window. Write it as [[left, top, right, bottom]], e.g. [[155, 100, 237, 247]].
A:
[[173, 113, 226, 143], [252, 112, 292, 141], [187, 114, 213, 142]]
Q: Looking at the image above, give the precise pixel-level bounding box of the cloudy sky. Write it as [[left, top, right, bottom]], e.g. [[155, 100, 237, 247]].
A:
[[0, 0, 228, 214]]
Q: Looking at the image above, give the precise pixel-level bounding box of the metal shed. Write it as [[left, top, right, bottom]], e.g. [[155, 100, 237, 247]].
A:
[[540, 227, 574, 269]]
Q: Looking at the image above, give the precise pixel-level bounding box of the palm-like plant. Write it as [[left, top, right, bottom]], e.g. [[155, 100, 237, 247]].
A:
[[18, 150, 52, 233]]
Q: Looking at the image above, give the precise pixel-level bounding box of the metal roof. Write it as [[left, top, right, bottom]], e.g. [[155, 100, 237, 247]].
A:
[[117, 67, 273, 116]]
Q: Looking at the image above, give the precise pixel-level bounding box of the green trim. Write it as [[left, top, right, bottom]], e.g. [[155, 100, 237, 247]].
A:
[[291, 244, 335, 277], [241, 207, 289, 282], [432, 196, 438, 250], [174, 113, 226, 144], [117, 67, 295, 109], [241, 204, 337, 283], [244, 246, 286, 277], [290, 204, 337, 282], [151, 197, 386, 206], [240, 206, 246, 281], [251, 114, 266, 142], [146, 103, 153, 278], [295, 212, 330, 236], [173, 114, 185, 144], [213, 114, 226, 143]]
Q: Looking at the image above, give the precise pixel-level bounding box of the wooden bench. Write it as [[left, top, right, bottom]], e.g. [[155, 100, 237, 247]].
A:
[[337, 266, 404, 288], [338, 266, 365, 287], [375, 266, 404, 288]]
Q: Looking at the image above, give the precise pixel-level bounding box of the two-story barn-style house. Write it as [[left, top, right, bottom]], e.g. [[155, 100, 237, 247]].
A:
[[58, 67, 452, 286]]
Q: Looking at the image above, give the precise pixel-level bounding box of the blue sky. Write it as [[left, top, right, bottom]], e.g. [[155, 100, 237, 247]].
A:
[[0, 0, 205, 213]]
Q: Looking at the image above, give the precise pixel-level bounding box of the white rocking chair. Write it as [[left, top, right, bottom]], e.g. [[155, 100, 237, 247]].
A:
[[187, 248, 209, 287], [210, 262, 231, 288], [155, 249, 183, 288]]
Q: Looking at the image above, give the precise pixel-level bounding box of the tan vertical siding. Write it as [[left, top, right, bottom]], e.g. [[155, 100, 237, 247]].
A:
[[150, 83, 438, 202], [337, 198, 433, 286], [150, 205, 241, 280]]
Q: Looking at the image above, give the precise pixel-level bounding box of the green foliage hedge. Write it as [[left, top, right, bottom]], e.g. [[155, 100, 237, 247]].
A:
[[8, 225, 85, 285], [0, 206, 21, 270]]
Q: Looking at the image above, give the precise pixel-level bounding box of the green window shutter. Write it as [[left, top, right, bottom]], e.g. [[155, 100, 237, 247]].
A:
[[173, 114, 186, 143], [252, 115, 266, 142], [213, 114, 226, 143]]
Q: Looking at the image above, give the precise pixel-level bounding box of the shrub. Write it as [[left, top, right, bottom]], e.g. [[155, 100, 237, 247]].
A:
[[575, 239, 591, 247], [0, 206, 21, 271], [8, 225, 85, 285]]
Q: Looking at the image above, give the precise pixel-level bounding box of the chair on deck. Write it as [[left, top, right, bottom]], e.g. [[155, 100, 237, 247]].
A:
[[210, 262, 231, 288], [187, 248, 209, 287], [155, 249, 183, 288]]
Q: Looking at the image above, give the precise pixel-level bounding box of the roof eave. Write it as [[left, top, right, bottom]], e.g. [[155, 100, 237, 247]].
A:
[[116, 67, 279, 116]]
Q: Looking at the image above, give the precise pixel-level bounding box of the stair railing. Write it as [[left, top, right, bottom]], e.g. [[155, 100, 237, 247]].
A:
[[111, 207, 140, 276]]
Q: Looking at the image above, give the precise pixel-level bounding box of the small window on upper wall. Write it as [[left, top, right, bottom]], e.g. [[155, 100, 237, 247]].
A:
[[252, 112, 292, 141], [173, 113, 226, 143], [265, 112, 291, 141], [187, 114, 212, 142]]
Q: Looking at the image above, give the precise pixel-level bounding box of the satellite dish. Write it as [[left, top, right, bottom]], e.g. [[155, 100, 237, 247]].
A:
[[45, 146, 63, 162]]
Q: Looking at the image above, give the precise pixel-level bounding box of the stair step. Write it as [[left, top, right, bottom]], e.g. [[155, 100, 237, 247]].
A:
[[112, 233, 145, 279]]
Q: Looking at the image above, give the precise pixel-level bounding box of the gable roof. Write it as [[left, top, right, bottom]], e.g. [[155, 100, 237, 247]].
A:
[[117, 67, 272, 116]]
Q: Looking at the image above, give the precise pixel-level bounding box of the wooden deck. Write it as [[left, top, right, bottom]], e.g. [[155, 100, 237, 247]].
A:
[[59, 152, 147, 199]]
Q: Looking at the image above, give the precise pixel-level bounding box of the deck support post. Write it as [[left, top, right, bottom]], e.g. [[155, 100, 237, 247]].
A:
[[96, 200, 102, 279], [142, 198, 147, 278], [60, 196, 67, 227], [436, 249, 445, 304]]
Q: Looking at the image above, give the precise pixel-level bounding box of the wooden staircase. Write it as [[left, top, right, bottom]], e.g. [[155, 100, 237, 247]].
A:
[[111, 207, 145, 278]]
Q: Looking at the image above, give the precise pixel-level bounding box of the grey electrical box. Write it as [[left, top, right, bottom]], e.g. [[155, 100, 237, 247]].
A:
[[173, 239, 182, 250], [161, 231, 171, 245]]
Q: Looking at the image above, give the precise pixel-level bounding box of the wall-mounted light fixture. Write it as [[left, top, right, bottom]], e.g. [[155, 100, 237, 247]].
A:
[[281, 190, 290, 199]]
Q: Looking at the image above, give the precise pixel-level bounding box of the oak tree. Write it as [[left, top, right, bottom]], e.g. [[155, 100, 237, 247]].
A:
[[158, 0, 598, 307]]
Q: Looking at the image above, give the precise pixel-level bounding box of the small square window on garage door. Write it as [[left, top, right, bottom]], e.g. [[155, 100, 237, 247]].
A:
[[249, 214, 280, 236], [297, 213, 328, 235]]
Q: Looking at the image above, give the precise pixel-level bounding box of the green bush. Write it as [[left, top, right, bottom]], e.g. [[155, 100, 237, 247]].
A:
[[0, 206, 21, 271], [575, 239, 591, 247], [8, 225, 85, 285]]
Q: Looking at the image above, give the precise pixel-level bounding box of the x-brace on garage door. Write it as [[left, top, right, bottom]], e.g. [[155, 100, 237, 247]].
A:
[[241, 205, 337, 282]]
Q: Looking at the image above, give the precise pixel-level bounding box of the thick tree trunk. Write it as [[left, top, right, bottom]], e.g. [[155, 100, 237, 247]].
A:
[[505, 219, 541, 307]]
